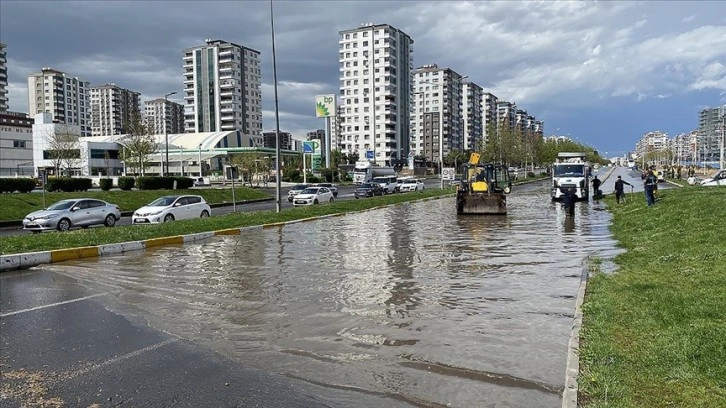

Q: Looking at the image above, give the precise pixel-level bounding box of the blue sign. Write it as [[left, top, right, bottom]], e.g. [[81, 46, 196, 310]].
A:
[[303, 141, 315, 153], [366, 150, 374, 160]]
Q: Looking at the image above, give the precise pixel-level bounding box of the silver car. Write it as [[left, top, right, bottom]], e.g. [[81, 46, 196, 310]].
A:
[[23, 198, 121, 233]]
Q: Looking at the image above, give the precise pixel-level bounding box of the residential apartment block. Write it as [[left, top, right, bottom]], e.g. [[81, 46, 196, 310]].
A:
[[144, 98, 184, 135], [183, 39, 262, 144], [411, 64, 465, 162], [462, 81, 484, 151], [0, 43, 8, 112], [89, 83, 141, 136], [635, 130, 670, 158], [697, 105, 725, 164], [0, 111, 33, 176], [27, 68, 91, 136], [262, 130, 293, 150], [483, 92, 498, 144], [338, 23, 414, 165]]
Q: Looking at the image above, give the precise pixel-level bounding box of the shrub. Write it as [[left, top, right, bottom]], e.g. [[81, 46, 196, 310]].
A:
[[0, 178, 36, 193], [45, 177, 92, 192], [527, 172, 536, 178], [99, 178, 113, 191], [137, 176, 193, 190], [118, 176, 135, 191]]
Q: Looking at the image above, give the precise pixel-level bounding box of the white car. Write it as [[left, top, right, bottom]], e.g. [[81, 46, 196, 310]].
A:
[[23, 198, 121, 232], [132, 195, 211, 224], [292, 187, 335, 206], [287, 184, 310, 202], [398, 178, 425, 192], [700, 170, 726, 187]]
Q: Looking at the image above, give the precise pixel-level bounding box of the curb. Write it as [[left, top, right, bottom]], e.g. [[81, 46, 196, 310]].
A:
[[0, 195, 448, 272], [562, 257, 590, 408]]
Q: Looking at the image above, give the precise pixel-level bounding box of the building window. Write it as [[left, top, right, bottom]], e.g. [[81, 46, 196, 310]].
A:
[[13, 140, 27, 148]]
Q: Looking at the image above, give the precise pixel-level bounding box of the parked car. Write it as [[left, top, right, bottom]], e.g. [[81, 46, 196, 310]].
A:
[[700, 169, 726, 187], [292, 187, 335, 206], [132, 195, 211, 224], [287, 184, 310, 202], [371, 176, 398, 194], [23, 198, 121, 233], [354, 182, 384, 198], [315, 183, 338, 197], [398, 178, 425, 192], [394, 176, 414, 193]]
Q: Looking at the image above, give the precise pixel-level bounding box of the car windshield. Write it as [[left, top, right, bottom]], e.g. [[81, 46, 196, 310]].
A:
[[47, 200, 76, 211], [404, 180, 416, 184], [148, 196, 178, 206], [292, 185, 308, 191], [554, 165, 585, 177], [371, 178, 386, 183], [301, 188, 320, 194], [360, 183, 376, 188]]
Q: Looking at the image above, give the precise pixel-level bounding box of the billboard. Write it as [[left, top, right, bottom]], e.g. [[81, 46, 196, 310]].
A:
[[315, 94, 336, 118]]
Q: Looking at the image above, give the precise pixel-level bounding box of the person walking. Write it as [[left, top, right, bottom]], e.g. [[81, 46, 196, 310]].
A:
[[614, 175, 631, 204], [642, 169, 657, 206], [592, 176, 602, 198], [560, 186, 576, 216]]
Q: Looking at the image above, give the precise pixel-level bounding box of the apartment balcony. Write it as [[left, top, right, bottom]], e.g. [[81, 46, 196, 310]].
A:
[[183, 78, 194, 85], [183, 61, 193, 69]]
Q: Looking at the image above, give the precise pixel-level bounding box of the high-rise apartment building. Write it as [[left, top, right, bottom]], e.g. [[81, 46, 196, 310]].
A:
[[262, 131, 293, 150], [462, 81, 484, 151], [483, 92, 498, 144], [0, 43, 8, 112], [496, 101, 517, 134], [89, 83, 141, 136], [183, 39, 262, 143], [697, 105, 725, 164], [338, 23, 414, 165], [27, 68, 91, 136], [144, 98, 184, 135], [635, 130, 670, 158], [411, 64, 465, 162]]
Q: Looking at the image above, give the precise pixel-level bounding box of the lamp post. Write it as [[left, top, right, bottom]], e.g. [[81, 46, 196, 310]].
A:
[[198, 144, 203, 177], [163, 91, 177, 176], [270, 0, 282, 212]]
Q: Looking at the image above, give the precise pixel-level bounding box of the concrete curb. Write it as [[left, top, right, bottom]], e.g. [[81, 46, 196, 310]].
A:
[[562, 257, 590, 408], [0, 195, 450, 272]]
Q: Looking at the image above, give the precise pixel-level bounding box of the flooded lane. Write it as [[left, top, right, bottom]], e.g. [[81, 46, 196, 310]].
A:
[[49, 187, 619, 407]]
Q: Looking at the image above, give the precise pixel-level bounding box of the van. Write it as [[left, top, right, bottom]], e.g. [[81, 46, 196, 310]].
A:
[[371, 175, 398, 194]]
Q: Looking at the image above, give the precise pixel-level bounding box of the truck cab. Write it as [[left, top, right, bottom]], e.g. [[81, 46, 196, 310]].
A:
[[551, 152, 591, 201]]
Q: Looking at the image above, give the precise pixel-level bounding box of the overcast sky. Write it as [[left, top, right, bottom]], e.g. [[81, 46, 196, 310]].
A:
[[2, 0, 725, 157]]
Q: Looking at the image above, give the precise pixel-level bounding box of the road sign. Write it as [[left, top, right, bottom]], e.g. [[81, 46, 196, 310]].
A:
[[366, 150, 374, 160], [442, 167, 455, 180], [303, 141, 315, 153]]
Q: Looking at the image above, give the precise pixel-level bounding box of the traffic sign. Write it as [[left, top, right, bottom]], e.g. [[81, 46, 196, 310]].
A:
[[442, 167, 455, 180], [366, 150, 374, 160]]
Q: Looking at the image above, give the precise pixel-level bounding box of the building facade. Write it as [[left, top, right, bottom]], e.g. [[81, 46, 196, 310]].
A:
[[697, 105, 725, 165], [462, 81, 484, 152], [635, 130, 670, 159], [183, 39, 262, 143], [338, 23, 414, 165], [144, 98, 185, 135], [27, 68, 91, 136], [262, 130, 293, 150], [0, 43, 8, 112], [89, 83, 141, 136], [482, 92, 498, 145], [0, 111, 33, 176], [411, 64, 465, 162]]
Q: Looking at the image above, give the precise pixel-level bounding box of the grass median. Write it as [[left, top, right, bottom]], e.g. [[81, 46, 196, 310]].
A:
[[0, 187, 271, 222], [579, 186, 726, 407], [0, 189, 452, 255]]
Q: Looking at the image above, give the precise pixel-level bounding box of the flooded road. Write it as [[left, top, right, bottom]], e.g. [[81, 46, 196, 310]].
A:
[[46, 183, 620, 407]]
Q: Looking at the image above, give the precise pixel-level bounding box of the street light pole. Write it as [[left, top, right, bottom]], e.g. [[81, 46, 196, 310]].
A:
[[163, 91, 177, 176], [270, 0, 282, 213]]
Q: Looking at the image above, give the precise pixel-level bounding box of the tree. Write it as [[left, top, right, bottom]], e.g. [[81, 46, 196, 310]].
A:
[[329, 149, 343, 169], [44, 124, 82, 176], [123, 110, 158, 176]]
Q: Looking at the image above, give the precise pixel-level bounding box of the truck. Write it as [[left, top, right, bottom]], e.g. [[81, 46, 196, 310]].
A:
[[352, 160, 396, 185], [551, 152, 591, 201]]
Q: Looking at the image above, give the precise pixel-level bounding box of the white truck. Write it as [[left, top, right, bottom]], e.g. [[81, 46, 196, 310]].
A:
[[551, 152, 591, 201], [352, 160, 396, 185]]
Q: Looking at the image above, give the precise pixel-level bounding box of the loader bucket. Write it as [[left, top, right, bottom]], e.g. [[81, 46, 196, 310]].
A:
[[456, 193, 507, 215]]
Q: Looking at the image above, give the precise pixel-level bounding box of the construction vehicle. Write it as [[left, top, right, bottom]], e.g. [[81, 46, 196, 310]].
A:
[[551, 152, 591, 201], [456, 153, 512, 215]]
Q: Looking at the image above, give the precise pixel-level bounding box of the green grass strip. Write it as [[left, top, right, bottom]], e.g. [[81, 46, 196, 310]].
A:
[[578, 186, 726, 407]]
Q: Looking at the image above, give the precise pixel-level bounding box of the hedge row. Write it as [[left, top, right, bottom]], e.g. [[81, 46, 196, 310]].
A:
[[46, 177, 92, 192], [136, 176, 193, 190], [0, 178, 37, 193]]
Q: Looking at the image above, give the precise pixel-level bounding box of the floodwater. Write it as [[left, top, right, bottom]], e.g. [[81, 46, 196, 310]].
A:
[[49, 185, 621, 407]]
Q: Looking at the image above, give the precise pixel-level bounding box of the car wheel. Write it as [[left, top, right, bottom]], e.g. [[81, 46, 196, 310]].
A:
[[355, 196, 359, 199], [200, 210, 210, 218], [163, 214, 175, 222], [57, 218, 71, 231], [104, 214, 116, 227], [314, 199, 319, 205]]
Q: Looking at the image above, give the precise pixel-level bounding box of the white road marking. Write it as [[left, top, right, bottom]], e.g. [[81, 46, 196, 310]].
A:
[[0, 293, 106, 317]]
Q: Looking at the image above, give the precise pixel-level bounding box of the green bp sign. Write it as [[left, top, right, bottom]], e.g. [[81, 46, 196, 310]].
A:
[[315, 94, 336, 118]]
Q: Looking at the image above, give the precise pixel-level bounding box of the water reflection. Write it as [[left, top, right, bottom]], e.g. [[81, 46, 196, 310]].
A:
[[51, 189, 619, 407]]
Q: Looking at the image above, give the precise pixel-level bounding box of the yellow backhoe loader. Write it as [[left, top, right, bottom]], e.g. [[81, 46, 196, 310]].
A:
[[456, 153, 512, 215]]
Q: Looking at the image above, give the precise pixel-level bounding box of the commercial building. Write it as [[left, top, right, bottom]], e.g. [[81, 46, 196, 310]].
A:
[[411, 64, 465, 162], [183, 39, 262, 144], [89, 83, 141, 136], [144, 98, 184, 135], [0, 43, 8, 112], [27, 68, 91, 136], [338, 23, 414, 165], [0, 111, 33, 176]]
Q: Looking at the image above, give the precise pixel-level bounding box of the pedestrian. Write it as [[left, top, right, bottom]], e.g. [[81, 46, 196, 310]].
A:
[[561, 186, 576, 216], [592, 176, 602, 198], [614, 175, 631, 204], [642, 169, 657, 206]]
